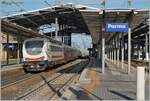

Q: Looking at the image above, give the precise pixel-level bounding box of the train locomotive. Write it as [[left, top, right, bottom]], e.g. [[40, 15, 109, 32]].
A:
[[22, 38, 81, 72]]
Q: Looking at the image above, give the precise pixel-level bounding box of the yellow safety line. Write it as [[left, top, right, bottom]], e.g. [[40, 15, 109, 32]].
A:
[[83, 68, 99, 94]]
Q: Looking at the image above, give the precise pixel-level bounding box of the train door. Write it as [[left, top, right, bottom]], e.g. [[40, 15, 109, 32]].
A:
[[47, 42, 52, 61], [63, 46, 68, 62]]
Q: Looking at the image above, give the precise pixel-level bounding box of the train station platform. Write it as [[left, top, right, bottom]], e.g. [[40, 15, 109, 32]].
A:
[[1, 64, 23, 72], [61, 58, 149, 100]]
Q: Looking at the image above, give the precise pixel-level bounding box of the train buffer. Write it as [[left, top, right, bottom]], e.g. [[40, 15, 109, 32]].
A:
[[61, 58, 149, 100]]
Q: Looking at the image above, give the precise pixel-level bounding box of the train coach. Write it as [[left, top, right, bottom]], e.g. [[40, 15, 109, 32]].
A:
[[22, 38, 81, 72]]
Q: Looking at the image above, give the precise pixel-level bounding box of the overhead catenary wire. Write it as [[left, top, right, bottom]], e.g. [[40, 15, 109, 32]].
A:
[[10, 0, 25, 12], [1, 0, 25, 15]]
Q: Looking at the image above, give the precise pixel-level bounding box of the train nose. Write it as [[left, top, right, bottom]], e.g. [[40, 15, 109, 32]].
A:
[[23, 60, 48, 72], [39, 61, 45, 66], [30, 65, 35, 68]]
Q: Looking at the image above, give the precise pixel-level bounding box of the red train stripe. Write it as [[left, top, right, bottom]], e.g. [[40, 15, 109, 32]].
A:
[[31, 58, 41, 60], [26, 56, 44, 60]]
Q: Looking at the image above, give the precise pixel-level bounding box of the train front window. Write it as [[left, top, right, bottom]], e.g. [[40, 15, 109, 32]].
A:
[[25, 40, 44, 55]]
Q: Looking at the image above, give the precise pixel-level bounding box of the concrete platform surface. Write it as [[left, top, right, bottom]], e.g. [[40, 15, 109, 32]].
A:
[[61, 58, 149, 100], [1, 64, 23, 72]]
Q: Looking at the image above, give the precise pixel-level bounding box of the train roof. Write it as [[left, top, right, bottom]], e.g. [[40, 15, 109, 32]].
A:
[[23, 38, 47, 42], [24, 38, 79, 51], [24, 37, 62, 45]]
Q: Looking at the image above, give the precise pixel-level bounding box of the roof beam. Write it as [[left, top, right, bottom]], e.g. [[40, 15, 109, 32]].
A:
[[3, 7, 75, 21]]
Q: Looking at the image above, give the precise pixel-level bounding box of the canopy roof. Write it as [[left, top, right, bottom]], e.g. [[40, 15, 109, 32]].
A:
[[2, 4, 149, 44]]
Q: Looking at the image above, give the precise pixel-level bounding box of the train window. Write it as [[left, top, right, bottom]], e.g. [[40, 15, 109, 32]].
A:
[[48, 45, 51, 51], [25, 40, 44, 55], [51, 45, 62, 52]]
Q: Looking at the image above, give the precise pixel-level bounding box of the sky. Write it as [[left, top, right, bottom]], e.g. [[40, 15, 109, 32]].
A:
[[1, 0, 149, 16], [71, 33, 92, 49], [1, 0, 149, 49]]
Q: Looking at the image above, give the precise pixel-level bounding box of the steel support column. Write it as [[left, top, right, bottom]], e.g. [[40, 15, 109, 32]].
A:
[[142, 45, 144, 60], [68, 34, 71, 46], [149, 31, 150, 70], [131, 43, 134, 59], [109, 45, 111, 59], [149, 9, 150, 71], [0, 32, 2, 66], [113, 38, 114, 62], [117, 34, 120, 65], [111, 42, 113, 61], [114, 37, 116, 64], [98, 43, 101, 59], [102, 10, 105, 74], [17, 33, 20, 64], [55, 17, 58, 40], [128, 28, 131, 74], [107, 45, 109, 59], [62, 36, 64, 43], [17, 31, 22, 64], [108, 45, 109, 59], [121, 33, 124, 69], [102, 35, 105, 73], [110, 44, 111, 60], [138, 43, 141, 60], [145, 33, 149, 61], [50, 32, 53, 38], [112, 43, 113, 61], [6, 32, 9, 65], [109, 44, 111, 60]]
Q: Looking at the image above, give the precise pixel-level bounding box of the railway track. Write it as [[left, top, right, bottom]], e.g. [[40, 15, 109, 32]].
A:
[[131, 60, 149, 72], [124, 60, 149, 72], [1, 59, 80, 88], [1, 59, 89, 100], [1, 73, 33, 88], [17, 60, 88, 100], [131, 59, 148, 66], [1, 68, 33, 88]]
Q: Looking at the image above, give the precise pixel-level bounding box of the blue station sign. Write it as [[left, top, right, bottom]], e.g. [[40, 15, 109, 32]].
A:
[[105, 23, 128, 32], [8, 44, 15, 48]]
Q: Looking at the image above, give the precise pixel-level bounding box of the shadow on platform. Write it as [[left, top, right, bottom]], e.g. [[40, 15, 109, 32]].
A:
[[62, 87, 103, 100]]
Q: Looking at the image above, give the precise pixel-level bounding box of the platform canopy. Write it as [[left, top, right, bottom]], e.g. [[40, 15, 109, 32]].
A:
[[2, 4, 97, 34], [2, 4, 149, 44]]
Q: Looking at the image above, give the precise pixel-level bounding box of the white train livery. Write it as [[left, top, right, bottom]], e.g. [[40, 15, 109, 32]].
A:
[[22, 38, 81, 72]]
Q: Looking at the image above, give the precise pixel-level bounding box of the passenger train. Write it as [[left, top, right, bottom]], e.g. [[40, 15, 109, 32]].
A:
[[22, 38, 81, 72]]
